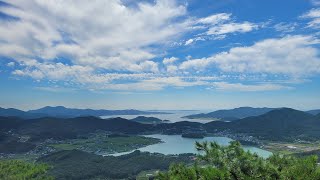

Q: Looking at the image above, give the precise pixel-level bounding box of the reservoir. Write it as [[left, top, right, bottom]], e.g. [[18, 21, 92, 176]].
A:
[[108, 134, 272, 158]]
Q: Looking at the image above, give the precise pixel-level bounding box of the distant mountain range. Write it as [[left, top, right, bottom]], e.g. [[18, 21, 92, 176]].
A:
[[1, 108, 320, 148], [307, 109, 320, 115], [0, 107, 46, 119], [183, 107, 320, 121], [0, 116, 153, 142], [2, 106, 318, 121], [204, 108, 320, 141], [0, 106, 169, 119]]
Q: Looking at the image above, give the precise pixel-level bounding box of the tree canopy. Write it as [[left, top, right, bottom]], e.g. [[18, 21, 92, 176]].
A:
[[157, 141, 320, 180], [0, 160, 52, 180]]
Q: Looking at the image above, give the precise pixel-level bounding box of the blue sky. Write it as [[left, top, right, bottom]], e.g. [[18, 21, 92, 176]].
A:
[[0, 0, 320, 110]]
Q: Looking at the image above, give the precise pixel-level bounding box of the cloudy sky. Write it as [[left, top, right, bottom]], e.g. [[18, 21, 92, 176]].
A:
[[0, 0, 320, 110]]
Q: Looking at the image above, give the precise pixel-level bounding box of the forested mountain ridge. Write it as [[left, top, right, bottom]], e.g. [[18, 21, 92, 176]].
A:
[[2, 108, 320, 179], [1, 108, 320, 143], [0, 107, 46, 119], [205, 108, 320, 141], [184, 107, 320, 121], [28, 106, 169, 117], [183, 107, 277, 120], [0, 106, 169, 119], [307, 109, 320, 115], [37, 149, 193, 179]]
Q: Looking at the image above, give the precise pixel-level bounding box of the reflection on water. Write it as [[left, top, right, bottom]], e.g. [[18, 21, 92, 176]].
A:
[[106, 134, 272, 158]]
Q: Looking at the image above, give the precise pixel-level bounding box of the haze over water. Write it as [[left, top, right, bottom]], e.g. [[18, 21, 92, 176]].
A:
[[101, 110, 213, 123]]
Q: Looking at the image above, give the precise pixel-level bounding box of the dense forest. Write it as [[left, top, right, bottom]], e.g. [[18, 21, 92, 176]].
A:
[[38, 150, 193, 179], [204, 108, 320, 141], [0, 160, 53, 179], [157, 141, 320, 180], [1, 141, 320, 179]]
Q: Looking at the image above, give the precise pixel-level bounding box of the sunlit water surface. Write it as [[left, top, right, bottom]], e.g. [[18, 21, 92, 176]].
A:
[[106, 134, 272, 158]]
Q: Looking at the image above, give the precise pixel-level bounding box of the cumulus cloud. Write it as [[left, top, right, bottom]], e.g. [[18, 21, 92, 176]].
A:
[[12, 61, 94, 81], [163, 57, 179, 64], [0, 0, 188, 74], [180, 35, 320, 76], [0, 1, 257, 82], [0, 0, 291, 92], [166, 65, 178, 74]]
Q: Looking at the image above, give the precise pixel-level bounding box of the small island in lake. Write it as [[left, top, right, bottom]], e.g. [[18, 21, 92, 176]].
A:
[[131, 116, 169, 124], [181, 132, 206, 139]]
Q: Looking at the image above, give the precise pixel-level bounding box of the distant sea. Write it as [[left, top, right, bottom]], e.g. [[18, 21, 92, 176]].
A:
[[101, 110, 212, 123]]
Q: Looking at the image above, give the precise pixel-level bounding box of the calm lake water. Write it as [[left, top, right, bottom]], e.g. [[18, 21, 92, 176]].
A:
[[107, 134, 272, 158], [101, 111, 272, 158], [101, 110, 213, 123]]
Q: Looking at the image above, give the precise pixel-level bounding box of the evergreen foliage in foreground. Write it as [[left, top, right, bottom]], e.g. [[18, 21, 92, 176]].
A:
[[0, 160, 53, 180], [157, 141, 320, 180]]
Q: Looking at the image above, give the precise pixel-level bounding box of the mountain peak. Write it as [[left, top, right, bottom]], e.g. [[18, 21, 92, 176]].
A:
[[258, 108, 313, 120]]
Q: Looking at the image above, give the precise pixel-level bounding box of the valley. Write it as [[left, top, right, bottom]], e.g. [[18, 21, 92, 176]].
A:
[[47, 132, 161, 155]]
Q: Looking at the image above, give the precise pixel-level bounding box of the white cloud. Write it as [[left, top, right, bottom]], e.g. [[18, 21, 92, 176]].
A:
[[0, 1, 259, 85], [0, 0, 189, 74], [310, 0, 320, 6], [302, 8, 320, 18], [187, 13, 259, 41], [12, 61, 93, 81], [301, 8, 320, 28], [184, 36, 206, 46], [163, 57, 179, 64], [197, 13, 231, 25], [180, 35, 320, 76], [211, 82, 291, 92], [97, 76, 209, 91], [166, 65, 178, 74], [163, 57, 179, 73], [274, 22, 298, 33], [206, 22, 258, 35], [0, 1, 285, 92], [7, 62, 15, 67], [185, 39, 194, 45]]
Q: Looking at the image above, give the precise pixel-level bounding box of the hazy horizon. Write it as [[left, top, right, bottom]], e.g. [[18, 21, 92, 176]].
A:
[[0, 105, 318, 112]]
